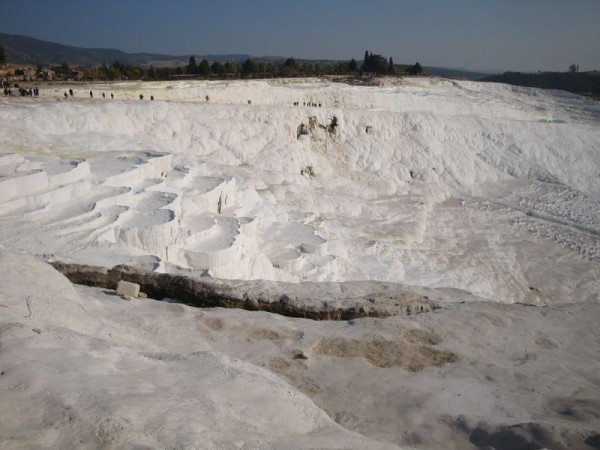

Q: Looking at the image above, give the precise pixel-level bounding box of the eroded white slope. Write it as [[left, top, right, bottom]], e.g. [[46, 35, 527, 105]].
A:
[[0, 250, 399, 449], [0, 78, 598, 303], [2, 250, 598, 449]]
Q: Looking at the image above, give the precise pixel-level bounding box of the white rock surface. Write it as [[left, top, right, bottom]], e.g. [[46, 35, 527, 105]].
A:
[[0, 78, 598, 303], [1, 249, 598, 449], [116, 280, 140, 298], [0, 78, 598, 449], [0, 249, 399, 449]]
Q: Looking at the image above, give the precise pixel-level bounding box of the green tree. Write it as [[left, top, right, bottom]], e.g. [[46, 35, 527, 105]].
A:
[[408, 62, 423, 75], [125, 65, 142, 79], [266, 62, 279, 77], [224, 62, 242, 77], [211, 61, 225, 77], [284, 57, 297, 69], [361, 51, 388, 74], [187, 56, 198, 74], [61, 61, 71, 76], [281, 57, 298, 77], [242, 58, 257, 77], [147, 65, 156, 79], [349, 58, 358, 72], [199, 58, 211, 77], [388, 57, 395, 75], [568, 63, 579, 73], [51, 61, 72, 78], [370, 54, 388, 74], [303, 63, 315, 76], [0, 45, 5, 65], [107, 62, 124, 80], [334, 61, 349, 74]]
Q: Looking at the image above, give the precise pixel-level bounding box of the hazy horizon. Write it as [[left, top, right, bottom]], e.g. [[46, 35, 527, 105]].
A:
[[1, 0, 599, 72]]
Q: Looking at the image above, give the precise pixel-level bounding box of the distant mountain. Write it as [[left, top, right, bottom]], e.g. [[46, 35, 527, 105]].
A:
[[0, 33, 250, 67], [196, 54, 251, 64], [0, 34, 345, 69], [0, 33, 188, 67]]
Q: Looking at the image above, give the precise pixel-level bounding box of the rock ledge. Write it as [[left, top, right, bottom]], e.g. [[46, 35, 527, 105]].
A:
[[50, 261, 443, 320]]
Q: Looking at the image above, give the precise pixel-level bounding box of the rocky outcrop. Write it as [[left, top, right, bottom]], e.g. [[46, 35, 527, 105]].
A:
[[49, 261, 443, 320]]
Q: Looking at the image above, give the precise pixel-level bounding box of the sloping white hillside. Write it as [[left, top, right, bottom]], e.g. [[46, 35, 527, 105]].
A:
[[0, 249, 400, 449], [1, 78, 598, 303], [1, 250, 599, 449]]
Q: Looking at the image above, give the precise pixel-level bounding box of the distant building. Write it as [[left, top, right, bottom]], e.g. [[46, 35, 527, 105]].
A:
[[0, 65, 38, 82], [10, 66, 36, 81], [36, 68, 55, 81]]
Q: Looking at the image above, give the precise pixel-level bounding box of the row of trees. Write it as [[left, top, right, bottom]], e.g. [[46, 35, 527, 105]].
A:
[[47, 57, 373, 81], [178, 51, 422, 80], [3, 45, 425, 82], [362, 51, 394, 74], [358, 51, 422, 75]]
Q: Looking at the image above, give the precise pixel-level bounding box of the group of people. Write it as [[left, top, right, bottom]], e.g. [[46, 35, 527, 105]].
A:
[[86, 90, 115, 100], [293, 101, 322, 107], [5, 88, 328, 106], [2, 84, 40, 97], [63, 90, 157, 101], [62, 89, 117, 100]]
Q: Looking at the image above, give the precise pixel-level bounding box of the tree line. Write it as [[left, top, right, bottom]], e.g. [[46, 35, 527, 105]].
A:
[[360, 51, 421, 75], [3, 46, 424, 82], [158, 52, 423, 80]]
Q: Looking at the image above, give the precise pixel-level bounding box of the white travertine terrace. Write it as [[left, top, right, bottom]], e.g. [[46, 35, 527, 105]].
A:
[[0, 78, 599, 450], [0, 78, 599, 302]]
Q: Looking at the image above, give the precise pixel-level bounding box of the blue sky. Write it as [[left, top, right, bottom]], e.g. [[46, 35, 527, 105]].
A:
[[1, 0, 599, 71]]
